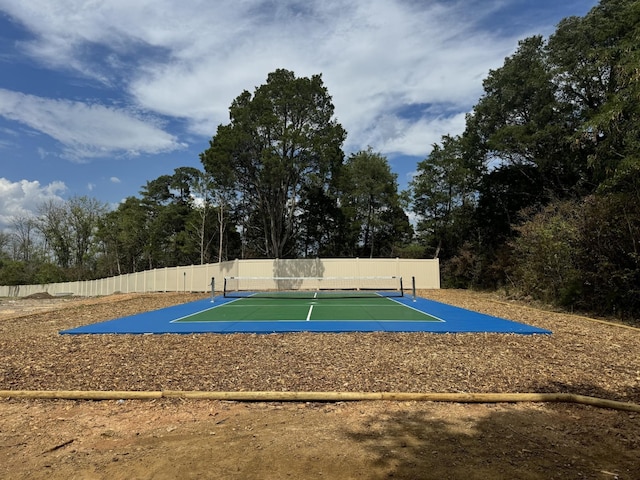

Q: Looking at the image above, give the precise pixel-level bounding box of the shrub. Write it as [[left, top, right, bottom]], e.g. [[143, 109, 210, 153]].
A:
[[510, 195, 640, 319], [509, 201, 583, 306]]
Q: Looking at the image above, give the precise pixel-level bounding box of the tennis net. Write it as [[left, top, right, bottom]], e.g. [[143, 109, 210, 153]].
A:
[[223, 276, 404, 298]]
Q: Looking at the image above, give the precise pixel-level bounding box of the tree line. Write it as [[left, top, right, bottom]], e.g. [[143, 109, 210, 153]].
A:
[[411, 0, 639, 318], [1, 0, 638, 319]]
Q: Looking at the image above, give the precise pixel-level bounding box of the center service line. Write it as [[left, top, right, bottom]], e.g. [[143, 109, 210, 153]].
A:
[[306, 304, 314, 321]]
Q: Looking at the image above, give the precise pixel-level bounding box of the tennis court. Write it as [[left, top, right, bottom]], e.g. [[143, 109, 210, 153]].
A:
[[60, 277, 551, 335]]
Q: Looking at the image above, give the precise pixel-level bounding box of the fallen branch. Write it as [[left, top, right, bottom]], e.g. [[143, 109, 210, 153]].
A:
[[42, 438, 75, 454]]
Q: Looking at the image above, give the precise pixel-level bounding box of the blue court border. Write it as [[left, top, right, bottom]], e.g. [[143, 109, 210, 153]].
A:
[[59, 295, 551, 335]]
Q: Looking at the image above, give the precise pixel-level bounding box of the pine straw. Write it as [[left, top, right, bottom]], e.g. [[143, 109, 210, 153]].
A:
[[1, 290, 639, 404]]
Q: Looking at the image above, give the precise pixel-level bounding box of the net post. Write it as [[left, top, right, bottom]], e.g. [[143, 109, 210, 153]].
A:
[[412, 276, 416, 302], [210, 277, 215, 302], [223, 277, 228, 297]]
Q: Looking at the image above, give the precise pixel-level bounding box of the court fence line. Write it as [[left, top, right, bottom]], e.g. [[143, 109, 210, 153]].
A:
[[0, 258, 440, 298], [0, 390, 638, 412]]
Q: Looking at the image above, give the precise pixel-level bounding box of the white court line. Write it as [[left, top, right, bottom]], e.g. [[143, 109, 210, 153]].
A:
[[169, 298, 243, 323], [173, 296, 444, 323], [386, 296, 446, 322]]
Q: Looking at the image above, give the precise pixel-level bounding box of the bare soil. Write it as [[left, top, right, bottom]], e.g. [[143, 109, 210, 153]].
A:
[[1, 290, 639, 480]]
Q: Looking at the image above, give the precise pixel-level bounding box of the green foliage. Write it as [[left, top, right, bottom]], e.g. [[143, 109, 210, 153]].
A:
[[410, 135, 478, 259], [509, 201, 583, 306], [408, 0, 640, 321], [33, 262, 67, 284], [97, 197, 149, 274], [0, 256, 68, 286], [548, 0, 640, 185], [469, 35, 587, 196], [508, 194, 640, 317], [297, 184, 345, 257], [0, 232, 10, 259], [392, 243, 429, 259], [0, 260, 29, 285], [440, 242, 485, 289], [576, 194, 640, 316], [37, 196, 108, 278], [339, 148, 411, 257], [474, 163, 546, 247], [201, 69, 346, 258]]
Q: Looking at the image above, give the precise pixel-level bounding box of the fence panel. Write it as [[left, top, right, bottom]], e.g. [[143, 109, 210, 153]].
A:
[[0, 258, 439, 297]]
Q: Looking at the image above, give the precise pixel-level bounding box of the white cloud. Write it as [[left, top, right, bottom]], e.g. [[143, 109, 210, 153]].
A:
[[0, 0, 540, 159], [123, 0, 516, 155], [0, 89, 186, 161], [378, 112, 469, 157], [0, 178, 67, 229], [110, 177, 121, 184]]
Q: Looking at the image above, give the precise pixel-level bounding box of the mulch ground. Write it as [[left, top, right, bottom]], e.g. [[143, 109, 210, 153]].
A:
[[1, 290, 639, 480], [1, 290, 639, 400]]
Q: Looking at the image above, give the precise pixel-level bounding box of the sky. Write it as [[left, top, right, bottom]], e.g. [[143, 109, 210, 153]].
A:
[[0, 0, 599, 230]]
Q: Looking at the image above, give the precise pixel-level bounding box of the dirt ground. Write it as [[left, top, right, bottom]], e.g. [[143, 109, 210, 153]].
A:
[[1, 290, 639, 479]]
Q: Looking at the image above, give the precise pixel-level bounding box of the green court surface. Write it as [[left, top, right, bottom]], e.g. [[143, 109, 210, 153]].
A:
[[173, 296, 441, 323]]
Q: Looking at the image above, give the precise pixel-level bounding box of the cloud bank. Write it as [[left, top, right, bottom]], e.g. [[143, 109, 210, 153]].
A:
[[0, 178, 67, 229], [0, 0, 523, 160], [0, 89, 185, 161]]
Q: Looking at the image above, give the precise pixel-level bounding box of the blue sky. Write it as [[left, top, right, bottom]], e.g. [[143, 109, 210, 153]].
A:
[[0, 0, 598, 229]]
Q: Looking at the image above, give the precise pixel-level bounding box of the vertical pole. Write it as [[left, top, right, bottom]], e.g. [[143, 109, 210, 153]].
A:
[[210, 277, 215, 302], [183, 272, 186, 293], [412, 276, 417, 302]]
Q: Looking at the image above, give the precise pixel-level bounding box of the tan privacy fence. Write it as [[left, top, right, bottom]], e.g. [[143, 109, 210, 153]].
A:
[[0, 258, 440, 298]]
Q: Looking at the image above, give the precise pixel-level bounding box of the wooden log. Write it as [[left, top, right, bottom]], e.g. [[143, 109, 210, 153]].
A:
[[1, 390, 639, 412], [0, 390, 162, 400]]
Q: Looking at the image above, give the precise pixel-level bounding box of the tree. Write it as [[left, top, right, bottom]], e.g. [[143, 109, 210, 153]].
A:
[[297, 183, 345, 257], [10, 215, 39, 263], [411, 135, 478, 259], [139, 171, 197, 267], [67, 196, 108, 274], [576, 193, 640, 317], [0, 231, 10, 259], [184, 169, 216, 264], [468, 35, 584, 197], [201, 69, 346, 258], [548, 0, 640, 188], [509, 192, 640, 317], [448, 0, 640, 301], [98, 197, 149, 274], [167, 167, 218, 265], [181, 168, 241, 264], [339, 148, 410, 257], [37, 199, 72, 269], [36, 196, 107, 279], [452, 34, 589, 288]]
